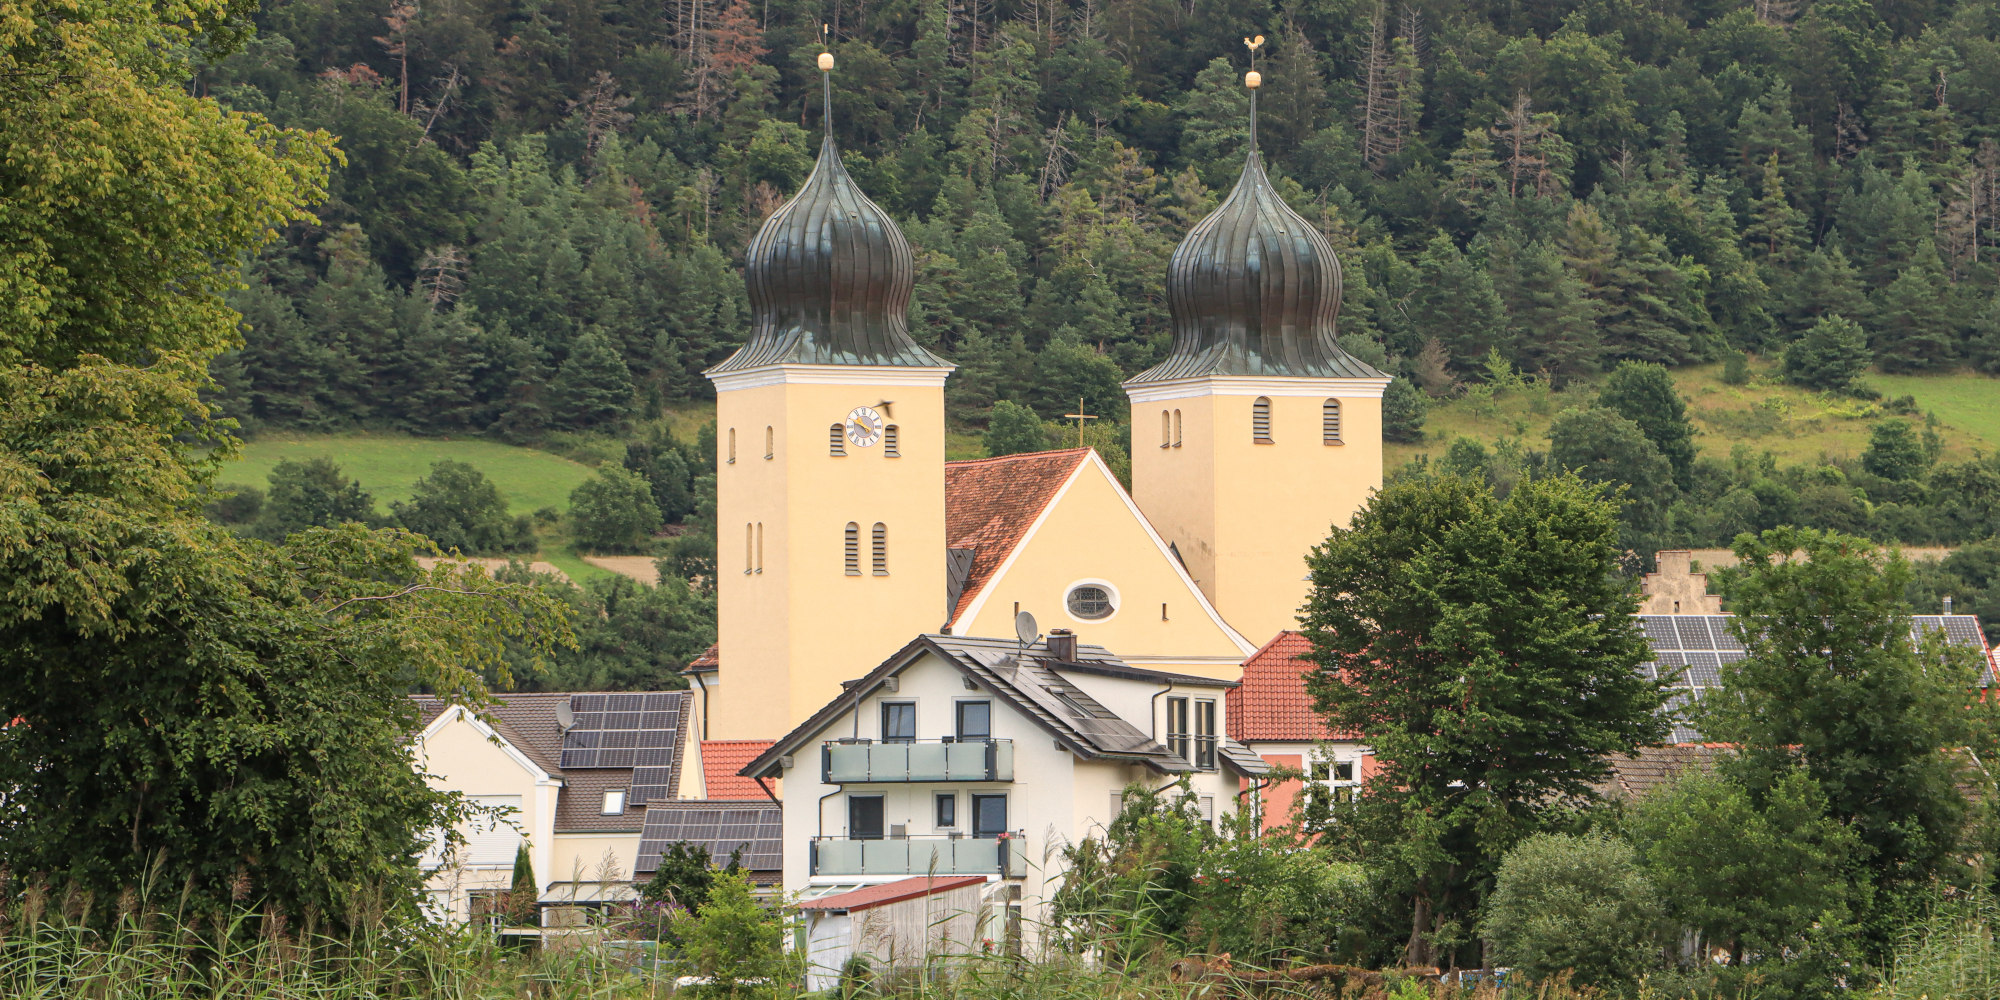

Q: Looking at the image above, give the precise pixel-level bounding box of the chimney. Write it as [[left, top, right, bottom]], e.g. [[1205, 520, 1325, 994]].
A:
[[1047, 628, 1078, 661], [1944, 595, 1955, 615]]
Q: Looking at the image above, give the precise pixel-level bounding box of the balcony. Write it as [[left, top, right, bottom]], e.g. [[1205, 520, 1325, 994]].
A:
[[810, 833, 1028, 877], [822, 739, 1014, 783]]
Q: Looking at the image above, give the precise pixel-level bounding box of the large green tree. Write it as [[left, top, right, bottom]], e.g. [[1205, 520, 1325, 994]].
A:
[[1303, 472, 1668, 967], [1597, 362, 1697, 490]]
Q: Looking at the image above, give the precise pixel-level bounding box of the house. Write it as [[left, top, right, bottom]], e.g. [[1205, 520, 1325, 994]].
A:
[[739, 632, 1267, 926], [797, 875, 993, 990], [412, 691, 781, 924], [1226, 631, 1373, 832]]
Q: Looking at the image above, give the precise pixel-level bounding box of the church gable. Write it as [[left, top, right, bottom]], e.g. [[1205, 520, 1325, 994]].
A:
[[948, 450, 1252, 668]]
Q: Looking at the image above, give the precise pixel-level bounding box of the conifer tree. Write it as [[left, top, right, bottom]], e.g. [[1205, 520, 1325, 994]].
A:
[[1783, 313, 1872, 393], [1409, 234, 1506, 370], [1598, 362, 1697, 490], [549, 331, 636, 431], [1870, 251, 1958, 372]]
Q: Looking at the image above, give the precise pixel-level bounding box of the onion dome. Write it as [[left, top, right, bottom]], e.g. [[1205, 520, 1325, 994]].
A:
[[1131, 145, 1383, 382], [711, 61, 947, 373]]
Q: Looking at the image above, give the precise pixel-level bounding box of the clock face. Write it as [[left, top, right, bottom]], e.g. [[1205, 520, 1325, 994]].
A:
[[845, 406, 886, 447]]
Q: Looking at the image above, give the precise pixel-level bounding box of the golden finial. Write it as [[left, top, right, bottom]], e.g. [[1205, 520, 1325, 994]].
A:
[[819, 23, 834, 71], [1243, 34, 1264, 89]]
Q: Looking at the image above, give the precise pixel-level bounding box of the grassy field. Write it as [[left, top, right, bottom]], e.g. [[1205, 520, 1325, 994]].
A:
[[1386, 361, 2000, 473], [224, 432, 599, 515]]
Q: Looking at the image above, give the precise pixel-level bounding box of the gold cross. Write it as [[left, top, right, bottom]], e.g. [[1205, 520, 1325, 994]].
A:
[[1062, 397, 1098, 450]]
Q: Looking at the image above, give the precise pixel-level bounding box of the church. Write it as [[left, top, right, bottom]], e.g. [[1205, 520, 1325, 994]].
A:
[[685, 49, 1389, 911]]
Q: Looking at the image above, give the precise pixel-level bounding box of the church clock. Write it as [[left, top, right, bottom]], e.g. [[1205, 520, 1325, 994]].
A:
[[845, 405, 886, 447]]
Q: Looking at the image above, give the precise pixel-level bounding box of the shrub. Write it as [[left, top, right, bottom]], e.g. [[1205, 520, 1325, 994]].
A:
[[1722, 350, 1750, 385], [1479, 833, 1663, 987], [672, 870, 796, 997], [569, 465, 663, 553]]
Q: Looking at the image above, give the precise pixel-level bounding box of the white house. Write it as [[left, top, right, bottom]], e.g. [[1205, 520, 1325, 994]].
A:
[[739, 630, 1268, 943]]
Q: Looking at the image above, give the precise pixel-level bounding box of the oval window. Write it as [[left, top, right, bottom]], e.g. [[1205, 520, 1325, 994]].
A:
[[1066, 585, 1115, 620]]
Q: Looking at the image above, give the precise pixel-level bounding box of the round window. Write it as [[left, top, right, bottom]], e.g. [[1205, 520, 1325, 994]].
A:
[[1066, 585, 1115, 620]]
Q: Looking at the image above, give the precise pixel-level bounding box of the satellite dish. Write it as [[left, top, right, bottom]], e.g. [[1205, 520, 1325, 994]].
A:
[[554, 701, 575, 732], [1014, 611, 1040, 647]]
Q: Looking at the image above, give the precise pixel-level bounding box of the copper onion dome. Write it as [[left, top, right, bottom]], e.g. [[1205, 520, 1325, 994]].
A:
[[711, 57, 948, 373], [1130, 57, 1383, 383]]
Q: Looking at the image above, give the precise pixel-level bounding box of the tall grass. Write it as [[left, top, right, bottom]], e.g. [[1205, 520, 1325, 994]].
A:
[[1873, 891, 2000, 1000]]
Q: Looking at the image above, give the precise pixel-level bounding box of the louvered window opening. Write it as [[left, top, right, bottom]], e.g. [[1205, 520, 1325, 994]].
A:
[[829, 423, 846, 456], [844, 523, 860, 575], [884, 425, 900, 456], [871, 522, 888, 575], [1252, 397, 1273, 443], [1323, 399, 1341, 444]]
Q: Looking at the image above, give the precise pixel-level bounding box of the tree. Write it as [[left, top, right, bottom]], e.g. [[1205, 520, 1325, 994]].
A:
[[1870, 253, 1958, 373], [639, 842, 739, 910], [1696, 528, 1984, 950], [1784, 314, 1872, 393], [1303, 472, 1667, 967], [0, 359, 572, 927], [1410, 234, 1507, 370], [0, 0, 333, 369], [507, 843, 540, 926], [569, 465, 663, 553], [392, 460, 534, 554], [549, 331, 635, 431], [252, 457, 379, 541], [1546, 407, 1678, 545], [1382, 378, 1429, 444], [984, 400, 1051, 456], [1479, 833, 1663, 987], [671, 870, 795, 995], [1031, 329, 1126, 423], [1862, 421, 1933, 482], [1598, 362, 1697, 490], [1626, 768, 1859, 965]]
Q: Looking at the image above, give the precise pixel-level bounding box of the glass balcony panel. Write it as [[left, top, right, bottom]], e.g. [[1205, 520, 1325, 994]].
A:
[[818, 740, 1013, 782], [810, 835, 1025, 876], [825, 744, 873, 782], [906, 743, 950, 779]]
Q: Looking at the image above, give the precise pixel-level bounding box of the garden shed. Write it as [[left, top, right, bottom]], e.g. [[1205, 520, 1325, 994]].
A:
[[796, 875, 992, 990]]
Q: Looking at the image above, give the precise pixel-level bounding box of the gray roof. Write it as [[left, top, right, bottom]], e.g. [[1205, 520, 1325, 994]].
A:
[[745, 635, 1265, 779], [414, 690, 691, 834]]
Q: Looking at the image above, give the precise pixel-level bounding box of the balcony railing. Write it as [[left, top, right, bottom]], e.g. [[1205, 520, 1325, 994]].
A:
[[810, 833, 1028, 877], [822, 739, 1014, 783]]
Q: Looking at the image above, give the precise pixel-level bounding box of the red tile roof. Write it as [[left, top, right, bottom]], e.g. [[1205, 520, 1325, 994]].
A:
[[1227, 631, 1354, 742], [943, 449, 1091, 622], [796, 875, 989, 913], [702, 740, 776, 800], [687, 642, 719, 672]]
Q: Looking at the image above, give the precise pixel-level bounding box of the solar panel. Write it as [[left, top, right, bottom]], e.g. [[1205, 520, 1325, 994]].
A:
[[634, 803, 783, 874], [1674, 617, 1716, 650], [560, 693, 684, 769], [629, 765, 677, 805]]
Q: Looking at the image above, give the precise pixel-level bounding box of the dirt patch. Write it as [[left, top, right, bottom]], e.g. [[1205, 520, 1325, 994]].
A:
[[414, 555, 573, 585], [582, 555, 661, 586]]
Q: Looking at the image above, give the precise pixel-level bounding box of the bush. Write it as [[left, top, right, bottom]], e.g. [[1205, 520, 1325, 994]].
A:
[[1722, 350, 1750, 385], [391, 460, 535, 554], [1479, 833, 1663, 987], [251, 457, 378, 541], [672, 870, 796, 997], [569, 465, 663, 553], [204, 483, 265, 524]]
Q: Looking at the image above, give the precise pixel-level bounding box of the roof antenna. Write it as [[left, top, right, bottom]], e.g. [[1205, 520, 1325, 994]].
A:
[[1243, 33, 1265, 154], [818, 24, 835, 135]]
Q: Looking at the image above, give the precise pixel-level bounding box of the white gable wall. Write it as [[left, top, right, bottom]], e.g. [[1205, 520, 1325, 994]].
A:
[[414, 708, 562, 922]]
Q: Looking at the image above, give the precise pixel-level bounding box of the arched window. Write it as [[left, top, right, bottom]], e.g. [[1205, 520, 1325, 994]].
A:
[[1323, 399, 1342, 445], [1252, 397, 1273, 443], [1173, 409, 1183, 448], [764, 426, 774, 459], [884, 425, 900, 457], [829, 423, 847, 456], [1161, 410, 1171, 448], [844, 523, 860, 575], [744, 523, 753, 574], [727, 428, 737, 464], [871, 522, 888, 575]]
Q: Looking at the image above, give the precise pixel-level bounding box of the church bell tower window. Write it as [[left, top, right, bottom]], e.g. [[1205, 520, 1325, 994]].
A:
[[1323, 399, 1342, 445], [829, 424, 846, 456], [844, 523, 860, 575], [1252, 397, 1273, 443], [872, 522, 888, 575], [884, 425, 899, 456]]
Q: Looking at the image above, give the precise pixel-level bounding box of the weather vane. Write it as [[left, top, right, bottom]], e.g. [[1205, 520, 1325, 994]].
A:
[[1243, 33, 1264, 151], [818, 24, 834, 127]]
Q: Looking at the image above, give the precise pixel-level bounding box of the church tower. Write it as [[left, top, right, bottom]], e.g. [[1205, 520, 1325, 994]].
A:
[[1125, 51, 1391, 644], [703, 51, 953, 741]]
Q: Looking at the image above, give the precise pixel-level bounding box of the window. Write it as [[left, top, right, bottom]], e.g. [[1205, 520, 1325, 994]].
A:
[[844, 523, 860, 575], [765, 425, 774, 459], [727, 428, 737, 464], [1323, 399, 1342, 444], [1066, 584, 1114, 620], [1194, 699, 1217, 770], [744, 523, 753, 575], [1173, 409, 1183, 447], [884, 424, 900, 456], [881, 702, 916, 743], [871, 522, 888, 576], [848, 795, 885, 839], [1252, 396, 1273, 443], [1310, 759, 1361, 809], [970, 794, 1009, 838], [1161, 410, 1171, 448], [829, 423, 846, 456], [1165, 696, 1190, 763], [956, 700, 991, 741], [935, 793, 957, 828], [601, 790, 626, 815]]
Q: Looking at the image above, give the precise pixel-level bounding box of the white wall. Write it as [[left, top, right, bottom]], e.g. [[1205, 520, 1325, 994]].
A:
[[413, 708, 562, 923]]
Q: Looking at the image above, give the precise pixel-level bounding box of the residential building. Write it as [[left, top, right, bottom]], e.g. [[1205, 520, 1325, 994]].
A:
[[1226, 631, 1373, 832]]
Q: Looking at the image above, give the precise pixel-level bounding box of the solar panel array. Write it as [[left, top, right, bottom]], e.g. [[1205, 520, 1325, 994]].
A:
[[628, 766, 678, 805], [634, 802, 783, 875], [1639, 614, 1994, 743], [559, 693, 683, 769]]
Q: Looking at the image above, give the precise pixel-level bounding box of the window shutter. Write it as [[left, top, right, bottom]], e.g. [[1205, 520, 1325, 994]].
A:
[[871, 522, 888, 575], [844, 523, 860, 575], [1252, 397, 1272, 443], [1323, 399, 1341, 444], [829, 423, 846, 456], [884, 425, 900, 456]]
